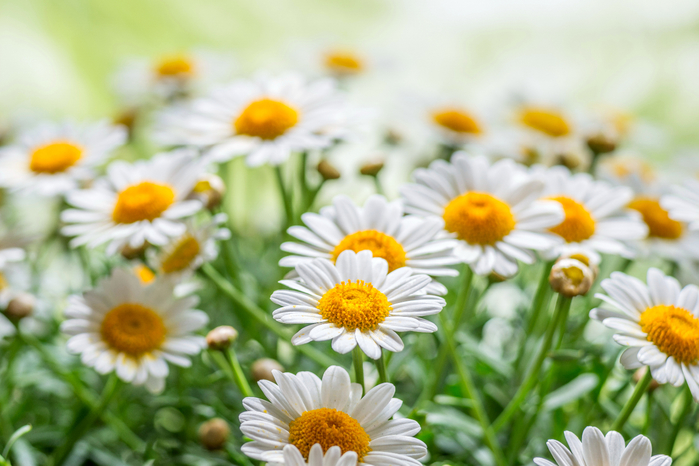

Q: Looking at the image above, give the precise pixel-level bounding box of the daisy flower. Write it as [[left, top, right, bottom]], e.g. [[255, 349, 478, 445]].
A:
[[427, 103, 487, 148], [534, 427, 670, 466], [239, 365, 426, 465], [60, 150, 205, 255], [400, 153, 564, 277], [0, 120, 126, 196], [591, 267, 699, 401], [154, 72, 355, 167], [271, 250, 445, 359], [280, 194, 458, 293], [534, 165, 648, 259], [661, 179, 699, 232], [272, 444, 357, 466], [60, 268, 208, 394]]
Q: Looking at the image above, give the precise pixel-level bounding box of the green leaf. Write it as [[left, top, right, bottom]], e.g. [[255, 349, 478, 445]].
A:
[[543, 374, 599, 411], [2, 425, 32, 459]]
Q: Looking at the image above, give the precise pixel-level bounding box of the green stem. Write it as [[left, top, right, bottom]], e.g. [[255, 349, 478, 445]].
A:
[[226, 348, 254, 398], [527, 260, 555, 335], [372, 176, 384, 196], [493, 294, 571, 433], [439, 312, 507, 466], [201, 264, 340, 368], [298, 152, 309, 218], [643, 390, 653, 435], [353, 347, 365, 393], [667, 386, 693, 455], [375, 351, 388, 384], [275, 165, 294, 228], [611, 369, 652, 432]]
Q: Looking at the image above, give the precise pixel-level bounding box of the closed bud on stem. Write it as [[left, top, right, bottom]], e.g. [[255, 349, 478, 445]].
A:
[[198, 418, 230, 451], [558, 250, 600, 280], [206, 325, 238, 351], [317, 159, 341, 180], [251, 358, 284, 382], [188, 174, 226, 211], [121, 242, 149, 260], [587, 133, 617, 155], [5, 292, 35, 320], [549, 258, 594, 298], [360, 160, 384, 177]]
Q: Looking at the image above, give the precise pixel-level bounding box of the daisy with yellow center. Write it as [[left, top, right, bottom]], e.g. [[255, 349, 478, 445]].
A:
[[428, 105, 487, 146], [280, 194, 459, 295], [271, 250, 445, 359], [591, 268, 699, 401], [0, 120, 126, 196], [60, 268, 208, 394], [239, 365, 426, 465], [401, 154, 564, 277], [61, 150, 205, 255], [323, 49, 365, 77], [533, 165, 648, 260], [154, 73, 356, 167]]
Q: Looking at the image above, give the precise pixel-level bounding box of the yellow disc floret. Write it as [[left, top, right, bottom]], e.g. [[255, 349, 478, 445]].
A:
[[234, 99, 299, 140], [443, 192, 515, 245], [161, 235, 201, 274], [288, 408, 371, 461], [432, 109, 482, 135], [155, 55, 195, 78], [133, 264, 156, 284], [101, 303, 166, 357], [318, 281, 391, 332], [520, 108, 571, 137], [324, 51, 364, 75], [30, 141, 83, 174], [331, 230, 407, 272], [640, 305, 699, 365], [547, 196, 596, 243], [112, 182, 175, 224], [628, 197, 683, 240]]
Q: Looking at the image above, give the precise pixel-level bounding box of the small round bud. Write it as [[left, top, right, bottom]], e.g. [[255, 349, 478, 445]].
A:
[[587, 133, 617, 155], [384, 128, 403, 146], [554, 152, 583, 171], [633, 367, 660, 392], [488, 271, 508, 283], [549, 258, 594, 298], [121, 242, 148, 260], [317, 159, 341, 180], [206, 325, 238, 350], [114, 108, 139, 138], [188, 174, 226, 211], [5, 292, 35, 320], [198, 418, 230, 451], [251, 358, 284, 382], [360, 160, 384, 177], [559, 250, 600, 280]]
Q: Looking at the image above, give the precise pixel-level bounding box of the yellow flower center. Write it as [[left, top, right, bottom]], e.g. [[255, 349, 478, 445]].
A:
[[562, 265, 585, 286], [432, 108, 482, 135], [234, 99, 299, 140], [155, 55, 195, 78], [324, 51, 364, 75], [112, 182, 176, 224], [628, 197, 683, 240], [331, 230, 406, 273], [0, 271, 7, 290], [193, 179, 212, 193], [29, 141, 83, 174], [443, 192, 515, 245], [520, 108, 571, 137], [101, 303, 166, 357], [318, 281, 391, 332], [133, 265, 155, 284], [288, 408, 371, 461], [161, 235, 201, 274], [640, 305, 699, 365], [568, 253, 591, 266], [547, 196, 596, 243]]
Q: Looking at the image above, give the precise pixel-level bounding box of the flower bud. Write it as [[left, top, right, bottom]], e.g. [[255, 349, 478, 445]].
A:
[[317, 159, 341, 180], [251, 358, 284, 382], [549, 258, 594, 298], [121, 242, 148, 260], [114, 108, 139, 138], [188, 174, 226, 211], [384, 128, 403, 146], [198, 418, 230, 451], [558, 250, 600, 280], [206, 325, 238, 351], [5, 292, 35, 320], [586, 133, 617, 155], [360, 160, 384, 177]]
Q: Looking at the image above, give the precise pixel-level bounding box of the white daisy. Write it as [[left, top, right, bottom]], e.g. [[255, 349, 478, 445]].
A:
[[154, 72, 355, 167], [271, 250, 445, 359], [60, 268, 209, 394], [534, 427, 671, 466], [60, 150, 205, 255], [239, 365, 426, 465], [533, 165, 648, 259], [280, 194, 459, 294], [400, 153, 564, 277], [0, 120, 126, 196], [425, 101, 488, 148], [661, 179, 699, 232], [271, 444, 358, 466], [591, 267, 699, 401]]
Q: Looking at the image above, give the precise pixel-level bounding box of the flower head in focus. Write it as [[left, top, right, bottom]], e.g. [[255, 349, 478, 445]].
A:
[[271, 444, 359, 466], [61, 268, 208, 393]]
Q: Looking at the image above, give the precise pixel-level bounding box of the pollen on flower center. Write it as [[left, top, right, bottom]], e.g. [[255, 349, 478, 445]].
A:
[[318, 281, 391, 332], [432, 108, 482, 134], [234, 98, 299, 140], [155, 55, 194, 78], [628, 197, 683, 240], [547, 196, 596, 243], [640, 305, 699, 364], [29, 141, 83, 174], [331, 230, 407, 272], [442, 192, 515, 245], [161, 235, 201, 273], [112, 181, 176, 224], [288, 408, 371, 461], [324, 51, 364, 75], [101, 303, 166, 356], [520, 108, 571, 137]]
